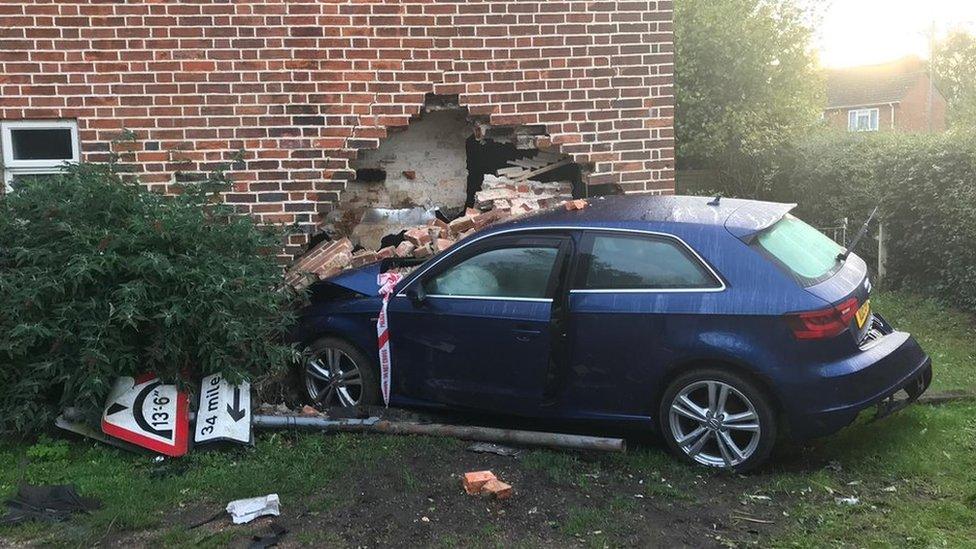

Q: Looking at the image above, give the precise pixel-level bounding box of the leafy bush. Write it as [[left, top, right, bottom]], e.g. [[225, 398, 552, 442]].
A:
[[772, 130, 976, 313], [675, 0, 824, 196], [0, 164, 297, 435]]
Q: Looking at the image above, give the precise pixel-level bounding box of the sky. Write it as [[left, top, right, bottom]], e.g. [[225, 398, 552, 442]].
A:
[[816, 0, 976, 68]]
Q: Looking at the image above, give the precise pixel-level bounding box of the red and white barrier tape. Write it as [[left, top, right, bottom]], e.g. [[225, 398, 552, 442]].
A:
[[376, 272, 402, 407]]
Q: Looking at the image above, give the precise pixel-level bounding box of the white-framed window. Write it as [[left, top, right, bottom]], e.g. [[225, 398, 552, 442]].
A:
[[1, 120, 80, 193], [848, 108, 880, 132]]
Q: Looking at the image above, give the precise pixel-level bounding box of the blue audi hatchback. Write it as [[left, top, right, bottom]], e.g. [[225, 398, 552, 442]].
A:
[[295, 195, 932, 471]]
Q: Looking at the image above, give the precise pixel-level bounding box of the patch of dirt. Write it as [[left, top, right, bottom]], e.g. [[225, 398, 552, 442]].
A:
[[271, 441, 786, 548], [108, 442, 794, 547], [90, 407, 804, 548]]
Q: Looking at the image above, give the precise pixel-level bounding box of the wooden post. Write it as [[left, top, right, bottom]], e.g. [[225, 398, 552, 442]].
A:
[[877, 221, 887, 281]]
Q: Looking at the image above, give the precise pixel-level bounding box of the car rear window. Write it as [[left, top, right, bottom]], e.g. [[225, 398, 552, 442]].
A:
[[579, 233, 722, 290], [754, 214, 844, 286]]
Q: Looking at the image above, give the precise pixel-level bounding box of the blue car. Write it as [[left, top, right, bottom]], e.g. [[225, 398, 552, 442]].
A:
[[295, 195, 932, 470]]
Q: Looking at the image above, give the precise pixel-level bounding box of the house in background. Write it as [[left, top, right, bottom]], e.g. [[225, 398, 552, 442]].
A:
[[824, 57, 947, 133]]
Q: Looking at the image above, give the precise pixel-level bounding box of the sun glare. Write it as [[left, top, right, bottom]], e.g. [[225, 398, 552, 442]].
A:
[[817, 0, 976, 68]]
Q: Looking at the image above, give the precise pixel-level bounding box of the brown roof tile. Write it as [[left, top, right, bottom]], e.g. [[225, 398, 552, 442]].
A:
[[826, 57, 926, 108]]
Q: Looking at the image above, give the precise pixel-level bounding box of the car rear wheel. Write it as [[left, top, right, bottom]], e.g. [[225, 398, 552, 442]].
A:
[[303, 337, 380, 408], [658, 369, 776, 472]]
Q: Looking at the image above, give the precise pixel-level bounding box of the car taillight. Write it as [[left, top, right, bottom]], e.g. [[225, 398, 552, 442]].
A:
[[785, 297, 859, 340]]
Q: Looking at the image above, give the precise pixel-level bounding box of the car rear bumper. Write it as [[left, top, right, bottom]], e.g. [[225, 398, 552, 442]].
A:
[[784, 328, 932, 440]]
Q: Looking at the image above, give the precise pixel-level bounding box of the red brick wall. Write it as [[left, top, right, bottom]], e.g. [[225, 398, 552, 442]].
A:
[[0, 1, 675, 256], [899, 74, 947, 133], [823, 75, 947, 134]]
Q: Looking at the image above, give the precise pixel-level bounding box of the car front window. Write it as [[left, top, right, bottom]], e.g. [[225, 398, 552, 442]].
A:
[[423, 246, 559, 299]]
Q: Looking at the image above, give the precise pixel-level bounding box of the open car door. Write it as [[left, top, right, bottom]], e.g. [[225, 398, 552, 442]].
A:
[[387, 233, 573, 415]]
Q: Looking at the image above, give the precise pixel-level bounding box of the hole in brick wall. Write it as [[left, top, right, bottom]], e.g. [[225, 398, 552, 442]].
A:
[[323, 95, 593, 252], [423, 93, 461, 112], [465, 136, 584, 207], [354, 168, 386, 183], [333, 107, 471, 249]]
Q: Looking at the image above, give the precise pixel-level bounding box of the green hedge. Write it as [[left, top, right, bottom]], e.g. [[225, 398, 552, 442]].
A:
[[0, 165, 297, 435], [772, 130, 976, 313]]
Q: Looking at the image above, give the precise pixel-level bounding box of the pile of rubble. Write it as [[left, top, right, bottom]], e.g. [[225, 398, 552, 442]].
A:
[[284, 152, 581, 291]]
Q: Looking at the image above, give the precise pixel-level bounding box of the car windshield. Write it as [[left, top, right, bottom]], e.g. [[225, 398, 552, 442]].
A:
[[754, 214, 844, 286]]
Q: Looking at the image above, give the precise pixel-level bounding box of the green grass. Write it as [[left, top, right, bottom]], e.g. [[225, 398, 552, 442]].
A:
[[873, 291, 976, 392], [562, 496, 637, 536], [767, 403, 976, 548], [1, 290, 975, 547], [764, 290, 976, 547], [0, 433, 429, 547], [522, 449, 587, 484]]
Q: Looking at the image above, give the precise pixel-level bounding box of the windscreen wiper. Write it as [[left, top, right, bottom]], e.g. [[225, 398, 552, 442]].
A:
[[837, 205, 879, 262]]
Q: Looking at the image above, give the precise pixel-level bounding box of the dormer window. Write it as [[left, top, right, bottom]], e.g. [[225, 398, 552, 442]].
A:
[[1, 120, 79, 193], [848, 108, 879, 132]]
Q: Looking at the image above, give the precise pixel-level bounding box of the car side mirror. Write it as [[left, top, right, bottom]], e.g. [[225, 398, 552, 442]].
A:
[[406, 285, 427, 308]]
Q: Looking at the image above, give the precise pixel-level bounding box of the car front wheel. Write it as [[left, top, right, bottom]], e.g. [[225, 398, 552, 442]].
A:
[[658, 368, 777, 472], [303, 336, 380, 408]]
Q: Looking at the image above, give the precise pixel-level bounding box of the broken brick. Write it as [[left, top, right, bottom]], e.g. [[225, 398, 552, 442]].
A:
[[413, 243, 433, 258], [376, 246, 396, 259], [435, 238, 454, 252], [395, 240, 416, 257], [402, 170, 416, 180], [350, 250, 378, 268], [510, 198, 538, 215], [472, 209, 509, 229], [321, 251, 353, 276], [404, 227, 432, 247], [481, 479, 513, 500], [565, 198, 588, 211], [448, 215, 475, 235], [284, 237, 354, 290], [492, 199, 512, 211], [475, 187, 518, 205], [463, 471, 496, 495]]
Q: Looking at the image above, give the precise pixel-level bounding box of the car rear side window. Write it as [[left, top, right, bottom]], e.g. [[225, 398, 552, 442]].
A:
[[754, 214, 844, 286], [424, 246, 559, 299], [578, 233, 722, 291]]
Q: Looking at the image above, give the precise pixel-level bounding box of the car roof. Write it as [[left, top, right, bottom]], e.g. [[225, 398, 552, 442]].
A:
[[482, 194, 795, 237]]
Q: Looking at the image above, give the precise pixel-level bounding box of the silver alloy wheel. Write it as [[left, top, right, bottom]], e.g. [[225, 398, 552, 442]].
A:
[[668, 380, 762, 468], [304, 346, 363, 407]]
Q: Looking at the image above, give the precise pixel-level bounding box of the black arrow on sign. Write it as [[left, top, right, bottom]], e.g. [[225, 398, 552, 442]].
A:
[[227, 387, 246, 422], [106, 402, 128, 416]]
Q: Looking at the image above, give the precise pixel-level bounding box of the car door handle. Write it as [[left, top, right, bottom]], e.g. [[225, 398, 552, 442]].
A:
[[512, 327, 542, 342]]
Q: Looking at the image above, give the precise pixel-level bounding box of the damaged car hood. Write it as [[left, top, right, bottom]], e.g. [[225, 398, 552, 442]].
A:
[[324, 262, 385, 296]]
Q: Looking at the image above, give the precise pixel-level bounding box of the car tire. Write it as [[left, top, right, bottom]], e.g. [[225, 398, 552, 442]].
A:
[[658, 368, 777, 472], [302, 336, 381, 408]]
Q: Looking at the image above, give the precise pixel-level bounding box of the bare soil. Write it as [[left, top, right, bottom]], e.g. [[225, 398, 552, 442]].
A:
[[107, 421, 796, 548]]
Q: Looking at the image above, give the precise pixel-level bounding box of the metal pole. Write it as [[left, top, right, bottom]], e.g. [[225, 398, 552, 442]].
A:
[[252, 415, 627, 453], [928, 20, 936, 132]]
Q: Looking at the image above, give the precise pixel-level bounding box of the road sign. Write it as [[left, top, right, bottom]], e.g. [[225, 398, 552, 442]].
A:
[[194, 374, 251, 444], [101, 374, 189, 457]]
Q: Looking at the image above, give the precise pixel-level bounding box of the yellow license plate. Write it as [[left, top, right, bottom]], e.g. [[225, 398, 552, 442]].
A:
[[855, 300, 871, 328]]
